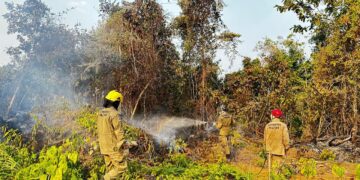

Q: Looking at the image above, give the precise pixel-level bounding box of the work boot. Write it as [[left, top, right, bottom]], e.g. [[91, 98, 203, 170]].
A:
[[226, 154, 231, 162]]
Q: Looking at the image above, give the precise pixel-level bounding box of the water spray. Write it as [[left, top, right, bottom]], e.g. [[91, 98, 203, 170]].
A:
[[126, 115, 208, 147]]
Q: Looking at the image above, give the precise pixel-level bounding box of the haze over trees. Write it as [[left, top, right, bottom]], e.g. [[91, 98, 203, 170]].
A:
[[0, 0, 359, 179], [1, 0, 359, 144]]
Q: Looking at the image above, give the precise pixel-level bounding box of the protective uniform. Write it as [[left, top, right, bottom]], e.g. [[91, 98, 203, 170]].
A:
[[98, 90, 127, 180], [264, 118, 290, 168], [216, 111, 235, 158]]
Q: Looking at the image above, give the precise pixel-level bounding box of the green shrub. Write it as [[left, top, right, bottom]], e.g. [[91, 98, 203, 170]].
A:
[[258, 149, 267, 160], [125, 160, 151, 179], [356, 164, 360, 180], [279, 164, 296, 179], [15, 144, 83, 180], [331, 164, 345, 178], [147, 154, 252, 179], [231, 131, 246, 148], [270, 172, 287, 180], [320, 149, 336, 161], [169, 138, 188, 154], [0, 127, 37, 179], [298, 158, 317, 178], [290, 117, 303, 138], [75, 108, 98, 135], [271, 162, 296, 180], [86, 154, 106, 180], [256, 149, 268, 167], [123, 123, 142, 141]]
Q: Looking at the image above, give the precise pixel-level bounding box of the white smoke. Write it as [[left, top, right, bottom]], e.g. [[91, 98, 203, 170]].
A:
[[126, 115, 206, 145]]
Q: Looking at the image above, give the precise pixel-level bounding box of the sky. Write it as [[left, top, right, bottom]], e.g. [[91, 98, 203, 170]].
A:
[[0, 0, 309, 73]]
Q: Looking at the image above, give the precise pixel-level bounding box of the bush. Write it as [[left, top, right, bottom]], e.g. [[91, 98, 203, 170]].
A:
[[128, 154, 253, 179], [85, 154, 106, 180], [75, 108, 98, 135], [331, 164, 345, 178], [355, 164, 360, 180], [231, 131, 246, 149], [298, 158, 317, 178], [256, 149, 267, 167], [159, 154, 252, 179], [270, 172, 287, 180], [271, 161, 296, 180], [169, 138, 187, 154], [320, 149, 336, 161], [290, 117, 303, 138], [15, 143, 83, 180], [0, 127, 36, 179]]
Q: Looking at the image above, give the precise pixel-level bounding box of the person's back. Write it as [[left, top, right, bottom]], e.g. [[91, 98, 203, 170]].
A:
[[97, 107, 124, 155], [216, 110, 234, 161], [97, 90, 127, 180], [264, 118, 289, 156], [216, 111, 233, 136], [264, 109, 290, 177]]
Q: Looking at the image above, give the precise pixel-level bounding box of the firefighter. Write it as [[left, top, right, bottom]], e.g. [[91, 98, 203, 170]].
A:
[[216, 107, 235, 161], [264, 109, 290, 174], [97, 90, 128, 180]]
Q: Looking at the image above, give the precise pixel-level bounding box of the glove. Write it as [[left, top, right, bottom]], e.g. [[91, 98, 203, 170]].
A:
[[113, 140, 126, 151], [130, 141, 138, 146], [126, 140, 138, 148]]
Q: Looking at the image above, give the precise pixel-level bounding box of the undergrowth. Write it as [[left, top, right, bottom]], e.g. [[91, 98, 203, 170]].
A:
[[320, 149, 336, 161], [126, 154, 253, 180], [2, 108, 254, 180]]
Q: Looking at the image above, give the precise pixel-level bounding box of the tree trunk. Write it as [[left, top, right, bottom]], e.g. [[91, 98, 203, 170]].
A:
[[341, 77, 348, 135], [6, 84, 20, 119], [201, 59, 207, 121], [131, 80, 151, 120], [352, 85, 358, 143]]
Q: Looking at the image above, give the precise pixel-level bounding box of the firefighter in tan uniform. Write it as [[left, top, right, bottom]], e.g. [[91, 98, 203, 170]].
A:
[[97, 90, 128, 180], [216, 109, 235, 161], [264, 109, 290, 173]]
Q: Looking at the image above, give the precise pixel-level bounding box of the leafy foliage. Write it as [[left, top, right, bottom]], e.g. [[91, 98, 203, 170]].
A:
[[15, 143, 83, 180], [276, 0, 360, 143], [173, 0, 241, 119], [331, 164, 345, 178], [146, 154, 253, 179], [0, 0, 86, 117], [75, 108, 98, 135], [271, 161, 296, 180], [356, 164, 360, 180], [320, 149, 336, 161], [0, 127, 36, 179], [79, 0, 183, 116], [169, 138, 187, 154], [298, 158, 317, 178], [224, 36, 310, 137]]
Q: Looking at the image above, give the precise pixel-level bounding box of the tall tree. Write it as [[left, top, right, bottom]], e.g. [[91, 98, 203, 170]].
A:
[[79, 0, 182, 116], [1, 0, 85, 116], [277, 0, 360, 142], [225, 37, 311, 138], [173, 0, 240, 120]]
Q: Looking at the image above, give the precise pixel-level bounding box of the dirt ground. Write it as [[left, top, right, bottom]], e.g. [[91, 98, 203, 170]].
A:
[[186, 134, 358, 179], [233, 139, 358, 179]]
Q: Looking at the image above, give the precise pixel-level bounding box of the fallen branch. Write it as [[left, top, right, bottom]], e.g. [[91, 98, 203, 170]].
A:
[[316, 135, 348, 142], [328, 135, 352, 146]]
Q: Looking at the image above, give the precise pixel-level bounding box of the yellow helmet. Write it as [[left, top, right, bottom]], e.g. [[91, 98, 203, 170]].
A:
[[105, 90, 123, 103]]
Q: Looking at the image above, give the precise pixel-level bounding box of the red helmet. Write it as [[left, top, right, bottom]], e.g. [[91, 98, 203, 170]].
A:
[[271, 109, 283, 118]]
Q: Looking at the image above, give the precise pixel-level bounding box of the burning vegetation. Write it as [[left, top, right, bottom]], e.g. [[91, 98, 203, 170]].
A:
[[0, 0, 360, 179]]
